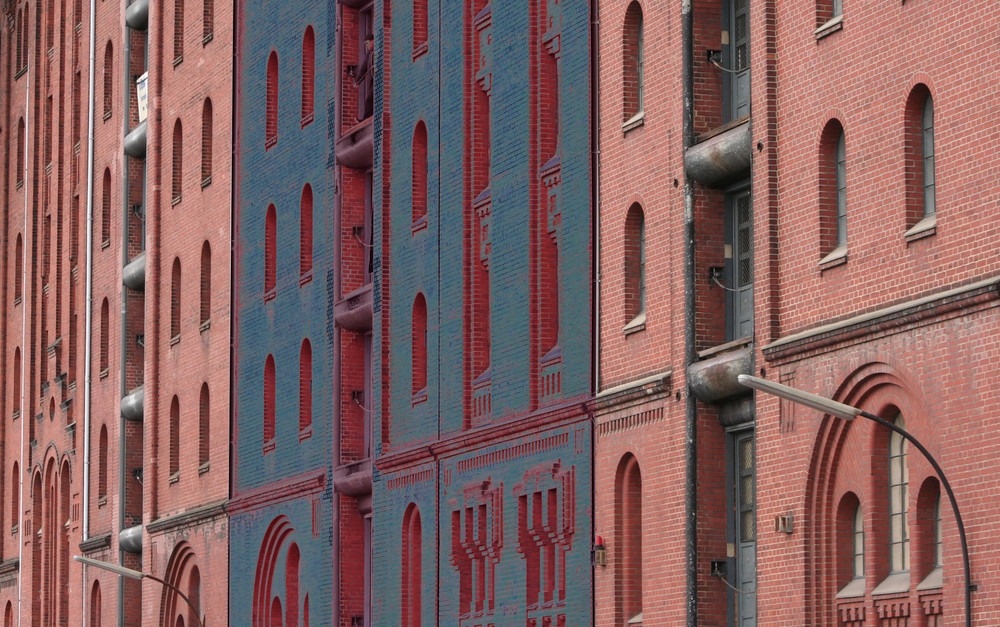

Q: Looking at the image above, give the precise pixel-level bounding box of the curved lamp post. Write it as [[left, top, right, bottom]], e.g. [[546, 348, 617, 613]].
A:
[[737, 374, 972, 627], [74, 555, 206, 627]]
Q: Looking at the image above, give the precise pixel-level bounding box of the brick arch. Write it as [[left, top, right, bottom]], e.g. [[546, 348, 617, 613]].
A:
[[252, 516, 296, 627], [159, 541, 202, 627], [803, 361, 935, 624]]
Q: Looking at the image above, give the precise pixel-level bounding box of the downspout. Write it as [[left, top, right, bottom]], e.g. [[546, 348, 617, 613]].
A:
[[147, 0, 164, 524], [681, 0, 698, 625], [332, 4, 343, 627], [589, 1, 600, 620], [81, 0, 98, 621], [16, 43, 32, 627]]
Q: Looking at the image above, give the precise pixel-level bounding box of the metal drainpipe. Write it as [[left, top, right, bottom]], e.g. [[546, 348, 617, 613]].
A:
[[681, 0, 698, 625], [81, 0, 98, 621], [331, 4, 344, 626], [16, 40, 32, 627], [589, 0, 601, 620]]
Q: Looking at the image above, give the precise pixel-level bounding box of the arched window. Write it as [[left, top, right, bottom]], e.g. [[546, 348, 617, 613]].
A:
[[299, 339, 312, 437], [16, 118, 25, 187], [174, 0, 185, 63], [265, 204, 277, 295], [412, 122, 428, 226], [102, 169, 112, 245], [853, 502, 864, 578], [172, 120, 184, 203], [615, 454, 642, 625], [99, 299, 109, 373], [171, 258, 182, 339], [98, 425, 108, 500], [413, 0, 428, 54], [14, 234, 23, 303], [264, 355, 276, 452], [624, 203, 646, 322], [169, 396, 180, 477], [301, 27, 315, 125], [921, 96, 935, 218], [199, 383, 210, 466], [623, 2, 644, 122], [889, 413, 909, 573], [201, 98, 213, 186], [202, 0, 214, 42], [412, 293, 428, 398], [103, 42, 113, 118], [10, 462, 18, 529], [12, 348, 21, 417], [286, 543, 300, 627], [819, 121, 847, 258], [90, 581, 101, 627], [300, 184, 313, 277], [200, 241, 211, 325], [188, 566, 201, 627], [15, 9, 23, 73], [266, 51, 279, 148], [402, 504, 422, 627]]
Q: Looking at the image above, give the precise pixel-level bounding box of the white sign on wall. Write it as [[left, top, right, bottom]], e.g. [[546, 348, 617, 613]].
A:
[[136, 72, 149, 123]]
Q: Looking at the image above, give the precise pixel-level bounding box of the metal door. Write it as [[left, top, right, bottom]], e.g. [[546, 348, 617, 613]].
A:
[[734, 431, 757, 627], [725, 189, 753, 341], [725, 0, 751, 121]]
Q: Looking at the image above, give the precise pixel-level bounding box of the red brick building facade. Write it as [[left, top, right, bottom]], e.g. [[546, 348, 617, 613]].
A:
[[1, 0, 231, 624], [596, 0, 1000, 625]]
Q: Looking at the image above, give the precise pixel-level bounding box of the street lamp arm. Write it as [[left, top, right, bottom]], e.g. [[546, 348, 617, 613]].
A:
[[857, 409, 972, 627], [143, 572, 207, 627]]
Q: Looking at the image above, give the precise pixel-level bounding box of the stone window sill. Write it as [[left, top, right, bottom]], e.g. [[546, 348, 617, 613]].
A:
[[916, 566, 942, 591], [198, 461, 211, 475], [412, 388, 428, 407], [299, 425, 313, 443], [412, 42, 429, 60], [622, 110, 645, 134], [99, 368, 109, 379], [170, 334, 180, 346], [815, 15, 843, 40], [97, 496, 107, 508], [872, 571, 910, 597], [819, 245, 848, 271], [263, 439, 276, 455], [623, 311, 646, 336], [168, 472, 180, 485], [836, 577, 866, 599], [102, 239, 111, 249], [200, 319, 211, 333], [904, 214, 936, 243], [411, 215, 428, 234]]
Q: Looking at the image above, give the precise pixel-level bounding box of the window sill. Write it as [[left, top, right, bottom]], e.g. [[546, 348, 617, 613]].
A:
[[173, 55, 184, 67], [102, 239, 111, 249], [12, 410, 19, 421], [263, 439, 276, 455], [15, 180, 23, 190], [14, 296, 21, 306], [264, 289, 276, 303], [872, 571, 910, 597], [916, 566, 942, 591], [168, 472, 180, 485], [170, 334, 180, 346], [103, 110, 112, 122], [412, 42, 429, 60], [200, 319, 211, 333], [10, 525, 17, 536], [198, 461, 211, 475], [301, 112, 314, 128], [201, 175, 212, 189], [904, 214, 936, 243], [622, 110, 645, 134], [97, 496, 107, 508], [299, 425, 313, 443], [265, 136, 277, 151], [412, 388, 428, 407], [819, 245, 848, 271], [815, 15, 844, 40], [299, 271, 313, 287], [15, 67, 26, 80], [172, 195, 182, 206], [623, 311, 646, 336], [836, 577, 866, 599], [411, 215, 428, 234], [202, 32, 214, 46], [99, 368, 109, 380]]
